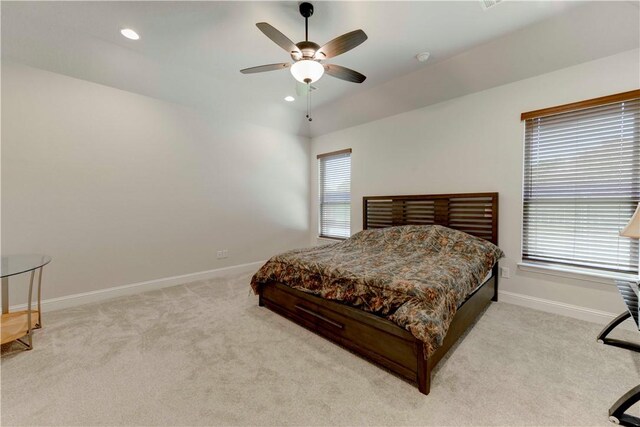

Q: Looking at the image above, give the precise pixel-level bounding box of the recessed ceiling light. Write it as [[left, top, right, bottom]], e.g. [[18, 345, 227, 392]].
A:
[[284, 96, 295, 102], [120, 28, 140, 40], [480, 0, 504, 10], [416, 52, 430, 63]]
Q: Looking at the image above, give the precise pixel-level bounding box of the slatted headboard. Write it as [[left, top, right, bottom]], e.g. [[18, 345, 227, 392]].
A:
[[363, 192, 499, 245]]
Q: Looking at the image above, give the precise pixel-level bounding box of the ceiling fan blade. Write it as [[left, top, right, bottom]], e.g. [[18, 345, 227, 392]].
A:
[[296, 81, 318, 97], [324, 64, 366, 83], [256, 22, 302, 57], [315, 29, 367, 60], [240, 63, 291, 74]]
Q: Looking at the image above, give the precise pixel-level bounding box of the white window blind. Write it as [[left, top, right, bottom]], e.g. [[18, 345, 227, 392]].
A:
[[523, 96, 640, 275], [318, 149, 351, 239]]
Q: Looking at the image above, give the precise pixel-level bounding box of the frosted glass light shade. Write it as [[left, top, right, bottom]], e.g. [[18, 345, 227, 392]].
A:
[[290, 60, 324, 84], [621, 203, 640, 238]]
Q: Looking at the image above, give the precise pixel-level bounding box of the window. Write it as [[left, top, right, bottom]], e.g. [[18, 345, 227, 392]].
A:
[[522, 91, 640, 276], [318, 149, 352, 239]]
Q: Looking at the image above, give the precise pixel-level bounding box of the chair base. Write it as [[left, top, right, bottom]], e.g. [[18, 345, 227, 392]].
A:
[[597, 311, 640, 353], [609, 384, 640, 427]]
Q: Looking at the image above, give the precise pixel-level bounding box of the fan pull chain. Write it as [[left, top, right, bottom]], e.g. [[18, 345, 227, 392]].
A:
[[306, 83, 312, 122]]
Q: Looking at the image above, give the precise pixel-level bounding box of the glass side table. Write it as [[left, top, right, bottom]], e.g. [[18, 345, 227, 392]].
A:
[[597, 280, 639, 427], [1, 254, 51, 350]]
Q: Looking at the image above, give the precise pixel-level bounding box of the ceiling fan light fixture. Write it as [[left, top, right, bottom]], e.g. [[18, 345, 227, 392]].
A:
[[241, 3, 368, 122], [290, 60, 324, 84]]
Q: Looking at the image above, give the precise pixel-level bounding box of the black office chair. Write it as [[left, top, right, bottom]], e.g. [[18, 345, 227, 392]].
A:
[[597, 280, 639, 427]]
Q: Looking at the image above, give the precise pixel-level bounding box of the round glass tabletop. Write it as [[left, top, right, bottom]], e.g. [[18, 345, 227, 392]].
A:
[[1, 255, 52, 278]]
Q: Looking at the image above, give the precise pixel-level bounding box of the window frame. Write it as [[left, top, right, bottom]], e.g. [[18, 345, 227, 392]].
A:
[[520, 90, 640, 279], [317, 148, 352, 240]]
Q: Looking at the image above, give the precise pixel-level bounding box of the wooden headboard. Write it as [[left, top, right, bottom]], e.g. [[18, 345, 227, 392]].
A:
[[363, 192, 498, 245]]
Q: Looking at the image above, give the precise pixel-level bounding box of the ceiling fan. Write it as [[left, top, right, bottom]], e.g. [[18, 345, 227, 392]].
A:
[[240, 2, 368, 87]]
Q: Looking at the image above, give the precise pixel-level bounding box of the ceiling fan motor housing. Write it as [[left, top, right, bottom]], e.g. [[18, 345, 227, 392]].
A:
[[294, 41, 320, 60]]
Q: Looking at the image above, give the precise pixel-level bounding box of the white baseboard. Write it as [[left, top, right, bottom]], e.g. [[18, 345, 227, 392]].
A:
[[9, 260, 265, 313], [499, 290, 637, 331], [10, 265, 635, 332]]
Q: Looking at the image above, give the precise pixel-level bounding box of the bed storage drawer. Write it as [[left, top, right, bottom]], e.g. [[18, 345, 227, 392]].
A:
[[261, 281, 419, 380]]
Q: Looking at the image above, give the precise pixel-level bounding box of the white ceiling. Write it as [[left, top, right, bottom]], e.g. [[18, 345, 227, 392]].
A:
[[2, 1, 639, 136]]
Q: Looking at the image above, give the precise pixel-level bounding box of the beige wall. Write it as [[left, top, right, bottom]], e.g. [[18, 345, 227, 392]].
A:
[[1, 62, 310, 302], [310, 49, 640, 316]]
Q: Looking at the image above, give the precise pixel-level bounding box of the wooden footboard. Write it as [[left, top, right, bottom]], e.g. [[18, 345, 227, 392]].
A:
[[258, 270, 497, 395]]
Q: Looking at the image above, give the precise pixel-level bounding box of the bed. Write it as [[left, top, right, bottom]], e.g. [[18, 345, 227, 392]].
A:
[[251, 192, 501, 395]]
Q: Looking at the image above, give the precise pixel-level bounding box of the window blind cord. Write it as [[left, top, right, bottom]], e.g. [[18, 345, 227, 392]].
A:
[[616, 104, 625, 268]]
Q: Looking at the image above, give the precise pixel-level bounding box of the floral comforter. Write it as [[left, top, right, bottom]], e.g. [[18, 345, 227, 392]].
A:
[[250, 225, 504, 356]]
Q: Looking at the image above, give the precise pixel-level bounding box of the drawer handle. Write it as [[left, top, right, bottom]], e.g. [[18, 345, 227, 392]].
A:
[[295, 305, 344, 330]]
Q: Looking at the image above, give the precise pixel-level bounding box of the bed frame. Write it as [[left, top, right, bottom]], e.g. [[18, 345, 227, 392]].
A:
[[257, 192, 499, 395]]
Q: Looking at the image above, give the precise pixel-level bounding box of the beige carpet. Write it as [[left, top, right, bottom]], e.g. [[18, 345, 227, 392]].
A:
[[1, 271, 639, 426]]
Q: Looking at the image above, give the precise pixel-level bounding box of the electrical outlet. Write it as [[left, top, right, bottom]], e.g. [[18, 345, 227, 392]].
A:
[[216, 250, 228, 259], [500, 266, 511, 279]]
